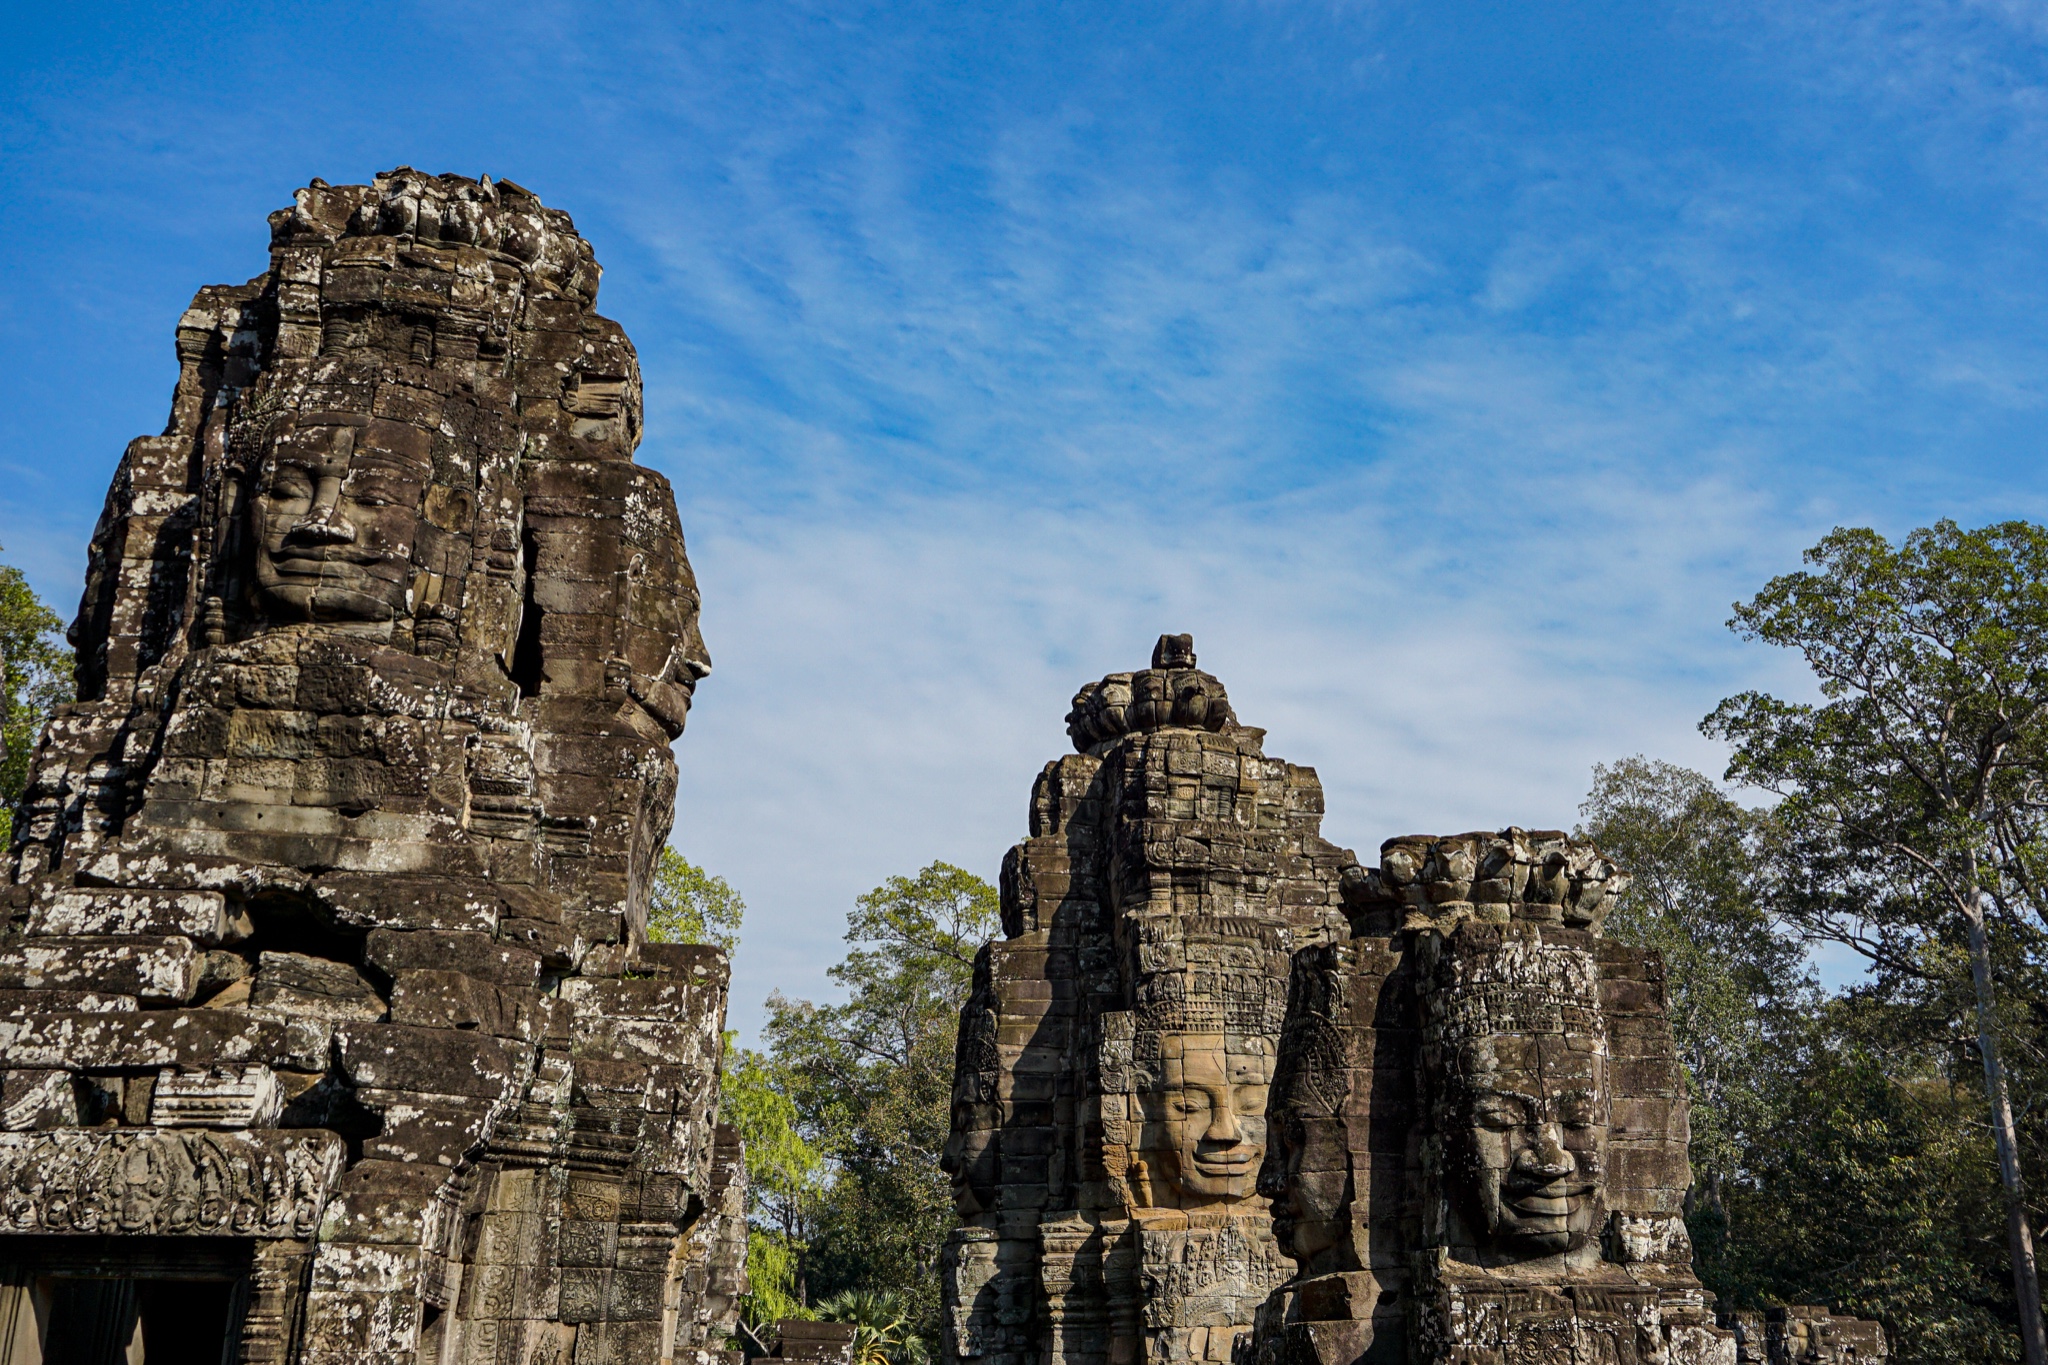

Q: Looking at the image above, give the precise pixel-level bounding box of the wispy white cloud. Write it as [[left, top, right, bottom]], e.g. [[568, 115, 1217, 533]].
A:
[[5, 0, 2045, 1026], [393, 2, 2048, 1023]]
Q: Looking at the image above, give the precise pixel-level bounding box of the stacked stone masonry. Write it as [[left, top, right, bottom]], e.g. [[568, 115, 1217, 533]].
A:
[[0, 171, 743, 1365], [943, 640, 1887, 1365]]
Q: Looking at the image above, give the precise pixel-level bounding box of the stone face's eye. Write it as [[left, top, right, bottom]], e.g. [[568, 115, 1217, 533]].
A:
[[267, 465, 314, 500], [348, 469, 416, 508], [1472, 1097, 1525, 1130], [1558, 1095, 1598, 1128]]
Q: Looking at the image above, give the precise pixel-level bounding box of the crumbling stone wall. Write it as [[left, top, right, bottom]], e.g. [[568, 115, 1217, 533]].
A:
[[0, 170, 743, 1365], [940, 635, 1358, 1365]]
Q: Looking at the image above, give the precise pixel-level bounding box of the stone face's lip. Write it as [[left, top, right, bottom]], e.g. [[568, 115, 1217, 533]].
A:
[[269, 550, 385, 571], [1193, 1153, 1257, 1173], [1508, 1196, 1574, 1218], [1504, 1180, 1593, 1219]]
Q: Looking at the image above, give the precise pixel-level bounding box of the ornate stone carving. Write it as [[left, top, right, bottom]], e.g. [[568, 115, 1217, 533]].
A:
[[0, 170, 740, 1365], [150, 1063, 286, 1128], [0, 1128, 343, 1237], [943, 954, 1003, 1218], [1420, 922, 1609, 1262]]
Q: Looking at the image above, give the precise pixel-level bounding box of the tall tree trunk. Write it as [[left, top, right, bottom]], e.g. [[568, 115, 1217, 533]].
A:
[[1964, 892, 2048, 1365]]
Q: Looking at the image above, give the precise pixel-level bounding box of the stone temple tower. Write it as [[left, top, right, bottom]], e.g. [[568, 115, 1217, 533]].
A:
[[0, 171, 744, 1365], [1246, 831, 1887, 1364], [940, 635, 1361, 1365]]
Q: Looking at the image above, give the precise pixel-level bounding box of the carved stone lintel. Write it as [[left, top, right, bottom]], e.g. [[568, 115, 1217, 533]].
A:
[[0, 1127, 345, 1237]]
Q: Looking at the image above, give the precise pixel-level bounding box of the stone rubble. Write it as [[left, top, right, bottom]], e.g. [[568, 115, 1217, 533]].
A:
[[0, 169, 743, 1365]]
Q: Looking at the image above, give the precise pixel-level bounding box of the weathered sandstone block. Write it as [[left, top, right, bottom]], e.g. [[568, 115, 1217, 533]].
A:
[[1245, 832, 1883, 1365]]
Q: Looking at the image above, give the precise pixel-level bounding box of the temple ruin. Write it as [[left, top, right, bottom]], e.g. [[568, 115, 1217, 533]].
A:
[[943, 646, 1888, 1365], [0, 162, 1898, 1365], [0, 170, 743, 1365]]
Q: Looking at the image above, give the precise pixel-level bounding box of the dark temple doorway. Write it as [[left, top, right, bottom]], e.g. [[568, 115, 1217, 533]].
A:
[[0, 1238, 253, 1365]]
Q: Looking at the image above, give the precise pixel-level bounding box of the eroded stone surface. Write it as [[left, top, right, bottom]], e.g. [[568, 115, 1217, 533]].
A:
[[946, 664, 1885, 1365], [1730, 1307, 1888, 1365], [0, 1127, 343, 1237], [0, 170, 742, 1365]]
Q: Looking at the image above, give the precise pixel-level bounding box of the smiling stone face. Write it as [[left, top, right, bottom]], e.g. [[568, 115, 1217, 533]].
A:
[[1448, 1029, 1609, 1256], [248, 412, 441, 626], [1422, 921, 1610, 1262], [1140, 1032, 1274, 1205]]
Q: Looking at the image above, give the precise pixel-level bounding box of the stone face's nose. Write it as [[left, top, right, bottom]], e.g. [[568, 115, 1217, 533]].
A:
[[1521, 1121, 1576, 1177], [678, 620, 713, 681], [1205, 1091, 1243, 1144], [292, 481, 358, 544], [1152, 632, 1197, 669], [292, 517, 358, 545]]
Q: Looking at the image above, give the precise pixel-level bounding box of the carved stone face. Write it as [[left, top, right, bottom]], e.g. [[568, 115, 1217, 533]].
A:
[[1259, 1010, 1350, 1259], [942, 1095, 1001, 1217], [1141, 1033, 1272, 1204], [1259, 1109, 1348, 1259], [249, 413, 437, 625], [1447, 1031, 1608, 1256]]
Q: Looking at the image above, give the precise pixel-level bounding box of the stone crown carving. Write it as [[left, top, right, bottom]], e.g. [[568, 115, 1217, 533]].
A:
[[272, 168, 601, 301], [1064, 633, 1240, 754], [1365, 826, 1631, 931]]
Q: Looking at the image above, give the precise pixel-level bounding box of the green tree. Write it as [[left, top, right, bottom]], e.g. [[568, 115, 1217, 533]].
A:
[[1576, 758, 1816, 1238], [723, 1041, 826, 1335], [1705, 520, 2048, 1363], [762, 862, 1000, 1356], [814, 1289, 927, 1365], [0, 557, 70, 841], [1718, 1002, 2026, 1363], [648, 847, 745, 950]]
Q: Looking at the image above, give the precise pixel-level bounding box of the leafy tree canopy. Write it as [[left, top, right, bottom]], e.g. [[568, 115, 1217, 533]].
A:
[[1705, 520, 2048, 968], [1577, 757, 1816, 1202], [759, 861, 999, 1356], [0, 556, 70, 840], [648, 847, 745, 951], [1702, 519, 2048, 1363]]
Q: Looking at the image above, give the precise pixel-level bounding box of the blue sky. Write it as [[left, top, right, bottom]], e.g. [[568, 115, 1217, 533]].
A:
[[5, 1, 2046, 1034]]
